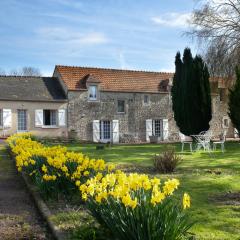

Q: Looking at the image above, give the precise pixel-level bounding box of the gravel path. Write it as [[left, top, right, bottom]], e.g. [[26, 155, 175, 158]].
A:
[[0, 143, 52, 240]]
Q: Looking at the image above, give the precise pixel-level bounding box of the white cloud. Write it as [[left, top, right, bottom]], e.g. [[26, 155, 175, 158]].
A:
[[36, 27, 108, 45], [151, 12, 192, 28]]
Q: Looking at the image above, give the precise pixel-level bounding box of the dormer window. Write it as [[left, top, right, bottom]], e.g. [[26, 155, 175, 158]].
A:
[[88, 85, 98, 101]]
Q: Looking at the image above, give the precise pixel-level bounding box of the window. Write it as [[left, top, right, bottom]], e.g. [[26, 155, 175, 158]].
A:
[[117, 100, 125, 113], [100, 120, 111, 142], [88, 85, 97, 100], [222, 117, 229, 128], [0, 109, 2, 126], [43, 110, 57, 126], [17, 110, 27, 131], [143, 95, 150, 105], [153, 119, 163, 137], [219, 89, 225, 102]]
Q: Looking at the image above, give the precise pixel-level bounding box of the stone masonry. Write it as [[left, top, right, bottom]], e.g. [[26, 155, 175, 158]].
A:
[[67, 90, 232, 143]]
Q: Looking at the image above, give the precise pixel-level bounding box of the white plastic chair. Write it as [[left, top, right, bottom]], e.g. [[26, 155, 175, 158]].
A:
[[179, 133, 193, 152]]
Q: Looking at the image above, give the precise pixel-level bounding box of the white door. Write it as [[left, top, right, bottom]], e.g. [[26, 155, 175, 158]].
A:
[[17, 110, 27, 131], [100, 120, 111, 142]]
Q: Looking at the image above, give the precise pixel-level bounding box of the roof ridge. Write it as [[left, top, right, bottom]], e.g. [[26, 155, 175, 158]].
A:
[[0, 75, 52, 78], [0, 75, 41, 78], [55, 65, 174, 75]]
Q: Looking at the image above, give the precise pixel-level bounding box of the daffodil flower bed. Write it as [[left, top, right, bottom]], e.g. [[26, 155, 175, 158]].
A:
[[7, 133, 115, 198], [7, 133, 193, 239], [79, 172, 193, 240]]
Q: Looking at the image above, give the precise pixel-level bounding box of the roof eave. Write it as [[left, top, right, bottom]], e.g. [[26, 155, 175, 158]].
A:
[[0, 98, 68, 103]]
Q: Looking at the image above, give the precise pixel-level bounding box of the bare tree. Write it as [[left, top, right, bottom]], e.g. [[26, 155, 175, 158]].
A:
[[188, 0, 240, 78], [9, 69, 20, 76], [203, 38, 240, 78], [9, 67, 41, 76], [21, 67, 41, 76]]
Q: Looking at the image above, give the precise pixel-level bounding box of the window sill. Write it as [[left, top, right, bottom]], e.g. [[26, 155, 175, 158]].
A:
[[88, 99, 99, 102], [42, 125, 59, 129], [0, 126, 10, 129], [117, 112, 125, 114]]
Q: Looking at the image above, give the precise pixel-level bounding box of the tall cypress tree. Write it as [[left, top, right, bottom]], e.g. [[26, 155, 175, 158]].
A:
[[171, 48, 212, 136], [172, 52, 182, 128], [228, 67, 240, 135]]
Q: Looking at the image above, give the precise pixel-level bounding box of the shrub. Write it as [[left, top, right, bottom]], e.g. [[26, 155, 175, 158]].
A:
[[79, 172, 193, 240], [7, 133, 115, 199], [153, 147, 182, 173]]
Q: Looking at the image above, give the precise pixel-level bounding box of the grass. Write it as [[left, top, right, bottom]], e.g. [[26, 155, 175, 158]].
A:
[[61, 142, 240, 240]]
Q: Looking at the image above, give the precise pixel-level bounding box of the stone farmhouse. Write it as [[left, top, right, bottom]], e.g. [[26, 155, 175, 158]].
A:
[[0, 65, 234, 143]]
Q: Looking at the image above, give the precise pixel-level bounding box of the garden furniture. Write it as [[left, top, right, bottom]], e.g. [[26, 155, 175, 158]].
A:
[[179, 132, 193, 152], [212, 131, 226, 153], [191, 131, 212, 152]]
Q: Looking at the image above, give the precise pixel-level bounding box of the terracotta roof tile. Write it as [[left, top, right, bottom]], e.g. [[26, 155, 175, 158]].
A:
[[55, 65, 174, 93], [55, 65, 226, 93]]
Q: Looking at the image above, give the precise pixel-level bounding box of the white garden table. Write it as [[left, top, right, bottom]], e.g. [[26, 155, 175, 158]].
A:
[[191, 132, 212, 152]]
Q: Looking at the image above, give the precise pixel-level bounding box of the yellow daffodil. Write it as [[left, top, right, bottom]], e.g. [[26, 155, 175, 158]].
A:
[[183, 193, 191, 209]]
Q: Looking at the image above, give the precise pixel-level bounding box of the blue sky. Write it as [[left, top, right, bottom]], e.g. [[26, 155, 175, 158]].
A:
[[0, 0, 199, 76]]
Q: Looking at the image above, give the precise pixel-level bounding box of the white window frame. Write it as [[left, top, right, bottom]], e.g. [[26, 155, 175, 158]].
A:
[[153, 119, 163, 138], [100, 120, 111, 142], [88, 85, 98, 101], [42, 109, 58, 128], [17, 109, 27, 132], [117, 100, 125, 113]]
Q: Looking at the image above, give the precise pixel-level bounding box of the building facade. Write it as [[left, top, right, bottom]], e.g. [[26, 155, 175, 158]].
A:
[[0, 76, 68, 138], [53, 65, 234, 143], [0, 66, 234, 142]]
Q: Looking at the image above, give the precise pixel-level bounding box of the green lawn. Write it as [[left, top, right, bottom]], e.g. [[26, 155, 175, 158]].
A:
[[65, 142, 240, 240]]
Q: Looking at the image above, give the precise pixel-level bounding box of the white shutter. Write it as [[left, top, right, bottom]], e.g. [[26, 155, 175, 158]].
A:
[[163, 119, 169, 140], [3, 109, 12, 128], [146, 119, 153, 142], [93, 120, 100, 142], [234, 128, 239, 138], [58, 109, 66, 126], [112, 120, 119, 144], [35, 109, 43, 127]]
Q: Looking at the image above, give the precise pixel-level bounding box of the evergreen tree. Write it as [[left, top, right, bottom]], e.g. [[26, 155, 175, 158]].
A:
[[228, 67, 240, 136], [171, 52, 182, 129], [171, 48, 212, 136]]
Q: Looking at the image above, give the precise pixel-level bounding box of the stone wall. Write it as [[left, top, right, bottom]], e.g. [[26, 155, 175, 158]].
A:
[[68, 90, 232, 143], [210, 94, 234, 138]]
